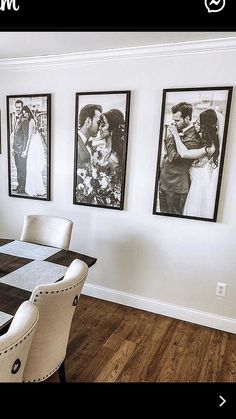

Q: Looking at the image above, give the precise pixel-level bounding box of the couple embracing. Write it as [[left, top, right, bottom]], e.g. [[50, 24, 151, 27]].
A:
[[77, 104, 125, 171], [76, 104, 125, 206], [158, 102, 220, 218]]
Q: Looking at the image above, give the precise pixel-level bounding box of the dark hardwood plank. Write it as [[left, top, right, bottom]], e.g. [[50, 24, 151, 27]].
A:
[[218, 333, 236, 382], [66, 301, 123, 382], [127, 310, 163, 345], [118, 317, 176, 382], [198, 329, 228, 382], [95, 340, 136, 382], [103, 318, 138, 352], [43, 296, 236, 383], [73, 346, 114, 382], [153, 322, 198, 382], [177, 326, 212, 382], [117, 337, 163, 382]]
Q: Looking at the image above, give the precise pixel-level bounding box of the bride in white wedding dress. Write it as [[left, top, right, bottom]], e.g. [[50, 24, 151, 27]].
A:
[[169, 108, 221, 219], [22, 106, 46, 197]]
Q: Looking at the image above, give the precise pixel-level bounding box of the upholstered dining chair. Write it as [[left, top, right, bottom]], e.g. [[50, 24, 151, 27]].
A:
[[20, 214, 73, 250], [23, 258, 88, 383], [0, 301, 39, 382]]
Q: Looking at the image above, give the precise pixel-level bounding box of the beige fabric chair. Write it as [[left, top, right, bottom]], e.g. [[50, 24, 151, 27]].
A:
[[23, 259, 88, 383], [0, 301, 39, 382], [20, 215, 73, 250]]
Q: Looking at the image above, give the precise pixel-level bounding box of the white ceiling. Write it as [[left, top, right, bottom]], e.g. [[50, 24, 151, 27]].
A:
[[0, 32, 235, 59]]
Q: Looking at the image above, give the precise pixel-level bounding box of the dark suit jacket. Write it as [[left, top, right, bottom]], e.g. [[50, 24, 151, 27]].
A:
[[159, 126, 202, 194], [13, 116, 29, 154], [77, 133, 91, 166]]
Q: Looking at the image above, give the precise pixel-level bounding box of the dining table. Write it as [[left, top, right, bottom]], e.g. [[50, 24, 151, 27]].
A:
[[0, 238, 97, 334]]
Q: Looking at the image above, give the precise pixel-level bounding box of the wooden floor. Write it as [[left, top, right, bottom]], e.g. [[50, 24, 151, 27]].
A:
[[47, 295, 236, 383]]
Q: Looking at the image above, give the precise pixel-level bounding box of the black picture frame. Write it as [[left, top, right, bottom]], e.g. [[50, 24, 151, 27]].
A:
[[153, 86, 233, 222], [7, 94, 51, 200], [73, 90, 131, 210]]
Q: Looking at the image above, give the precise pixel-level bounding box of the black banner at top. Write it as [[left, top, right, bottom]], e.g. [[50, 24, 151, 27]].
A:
[[0, 0, 235, 30]]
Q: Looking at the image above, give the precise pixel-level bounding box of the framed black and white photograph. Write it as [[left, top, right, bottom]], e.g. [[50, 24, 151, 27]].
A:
[[73, 91, 130, 210], [153, 87, 232, 222], [7, 94, 51, 200]]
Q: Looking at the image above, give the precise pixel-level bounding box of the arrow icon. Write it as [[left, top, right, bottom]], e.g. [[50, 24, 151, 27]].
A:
[[219, 395, 226, 407]]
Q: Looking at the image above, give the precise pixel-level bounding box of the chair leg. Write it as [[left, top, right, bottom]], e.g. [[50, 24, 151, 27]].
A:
[[58, 361, 66, 383]]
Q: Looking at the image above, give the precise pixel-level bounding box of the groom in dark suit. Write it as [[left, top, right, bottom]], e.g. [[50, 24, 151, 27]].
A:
[[159, 102, 202, 215], [77, 104, 102, 167], [12, 99, 29, 194]]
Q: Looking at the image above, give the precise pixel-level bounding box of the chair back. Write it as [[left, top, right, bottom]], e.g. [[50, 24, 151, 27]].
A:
[[20, 214, 73, 250], [0, 301, 39, 382], [23, 259, 88, 382]]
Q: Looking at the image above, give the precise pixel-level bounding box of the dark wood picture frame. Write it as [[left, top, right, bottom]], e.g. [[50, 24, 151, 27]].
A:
[[153, 86, 233, 222], [7, 94, 51, 200], [73, 90, 131, 210]]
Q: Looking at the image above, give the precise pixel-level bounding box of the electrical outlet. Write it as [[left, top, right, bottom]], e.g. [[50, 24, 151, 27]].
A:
[[216, 282, 227, 297]]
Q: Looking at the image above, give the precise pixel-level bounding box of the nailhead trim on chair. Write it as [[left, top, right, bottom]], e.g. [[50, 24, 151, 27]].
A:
[[0, 323, 38, 356], [23, 359, 64, 382], [33, 275, 86, 303]]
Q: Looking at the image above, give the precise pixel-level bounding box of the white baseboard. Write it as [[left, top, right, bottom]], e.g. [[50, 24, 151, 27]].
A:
[[82, 283, 236, 334]]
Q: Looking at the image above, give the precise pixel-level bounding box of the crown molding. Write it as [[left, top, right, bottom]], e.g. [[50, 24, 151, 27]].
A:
[[1, 37, 236, 70]]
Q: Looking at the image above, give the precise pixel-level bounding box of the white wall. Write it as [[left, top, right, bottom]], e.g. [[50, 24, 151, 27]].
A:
[[0, 39, 236, 331]]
